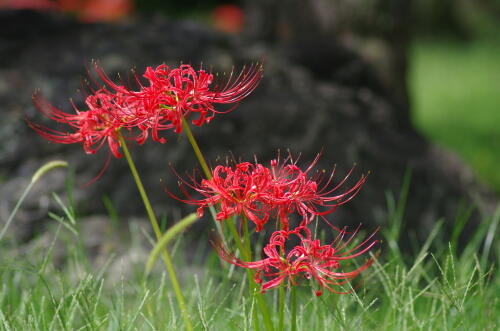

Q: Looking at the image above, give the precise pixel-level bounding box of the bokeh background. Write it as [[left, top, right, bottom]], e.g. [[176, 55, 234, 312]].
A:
[[409, 0, 500, 193], [3, 0, 498, 192], [0, 0, 499, 250]]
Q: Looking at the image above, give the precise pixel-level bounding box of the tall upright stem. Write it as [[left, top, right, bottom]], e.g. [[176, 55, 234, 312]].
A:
[[181, 119, 274, 330], [231, 216, 274, 331], [278, 284, 285, 331], [118, 132, 192, 331], [181, 116, 227, 243], [241, 215, 274, 330], [181, 117, 212, 180]]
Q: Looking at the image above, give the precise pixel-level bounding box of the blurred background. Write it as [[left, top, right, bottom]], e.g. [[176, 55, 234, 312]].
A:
[[410, 0, 500, 193], [0, 0, 499, 252], [1, 0, 498, 192]]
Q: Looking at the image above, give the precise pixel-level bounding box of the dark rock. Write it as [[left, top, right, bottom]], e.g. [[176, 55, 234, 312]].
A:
[[0, 10, 496, 250]]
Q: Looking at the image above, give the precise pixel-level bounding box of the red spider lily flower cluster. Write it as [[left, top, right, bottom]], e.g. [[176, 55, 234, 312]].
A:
[[28, 62, 263, 158], [213, 225, 377, 296], [173, 152, 377, 295], [174, 153, 367, 231]]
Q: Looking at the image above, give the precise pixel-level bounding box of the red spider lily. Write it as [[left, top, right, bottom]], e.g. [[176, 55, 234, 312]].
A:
[[212, 225, 378, 296], [28, 63, 166, 157], [28, 89, 134, 158], [171, 153, 367, 231], [28, 62, 263, 157], [169, 162, 275, 231], [267, 153, 368, 229], [92, 64, 175, 144], [134, 63, 263, 133], [93, 62, 263, 136]]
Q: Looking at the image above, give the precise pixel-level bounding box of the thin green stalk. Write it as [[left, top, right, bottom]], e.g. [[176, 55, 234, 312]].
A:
[[291, 286, 297, 331], [181, 116, 212, 180], [241, 215, 252, 260], [241, 215, 274, 331], [221, 203, 271, 330], [117, 132, 192, 331], [0, 180, 35, 242], [146, 213, 198, 274], [278, 285, 285, 331], [226, 217, 247, 259], [0, 160, 68, 242], [240, 214, 260, 329], [181, 118, 274, 331], [253, 305, 261, 331], [181, 116, 226, 242]]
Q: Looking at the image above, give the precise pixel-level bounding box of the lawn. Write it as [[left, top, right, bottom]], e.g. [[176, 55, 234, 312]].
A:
[[0, 183, 498, 330], [410, 40, 500, 192]]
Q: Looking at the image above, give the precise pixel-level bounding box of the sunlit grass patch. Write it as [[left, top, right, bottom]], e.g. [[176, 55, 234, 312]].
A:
[[410, 40, 500, 192], [0, 190, 498, 330]]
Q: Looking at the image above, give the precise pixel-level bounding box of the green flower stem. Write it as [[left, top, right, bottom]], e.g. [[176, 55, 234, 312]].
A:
[[291, 286, 297, 331], [226, 217, 247, 259], [146, 213, 198, 274], [278, 284, 285, 331], [226, 218, 273, 331], [117, 132, 192, 331], [181, 116, 212, 180], [253, 306, 261, 331], [241, 215, 252, 260], [226, 218, 263, 330], [240, 215, 274, 331], [180, 118, 274, 330], [181, 116, 226, 242]]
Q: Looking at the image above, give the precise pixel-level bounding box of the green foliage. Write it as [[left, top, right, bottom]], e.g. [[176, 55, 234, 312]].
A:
[[0, 195, 498, 330], [410, 40, 500, 192], [0, 160, 68, 242]]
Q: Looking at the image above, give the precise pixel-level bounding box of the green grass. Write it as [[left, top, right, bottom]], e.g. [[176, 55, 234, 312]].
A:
[[410, 40, 500, 192], [0, 188, 498, 330]]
